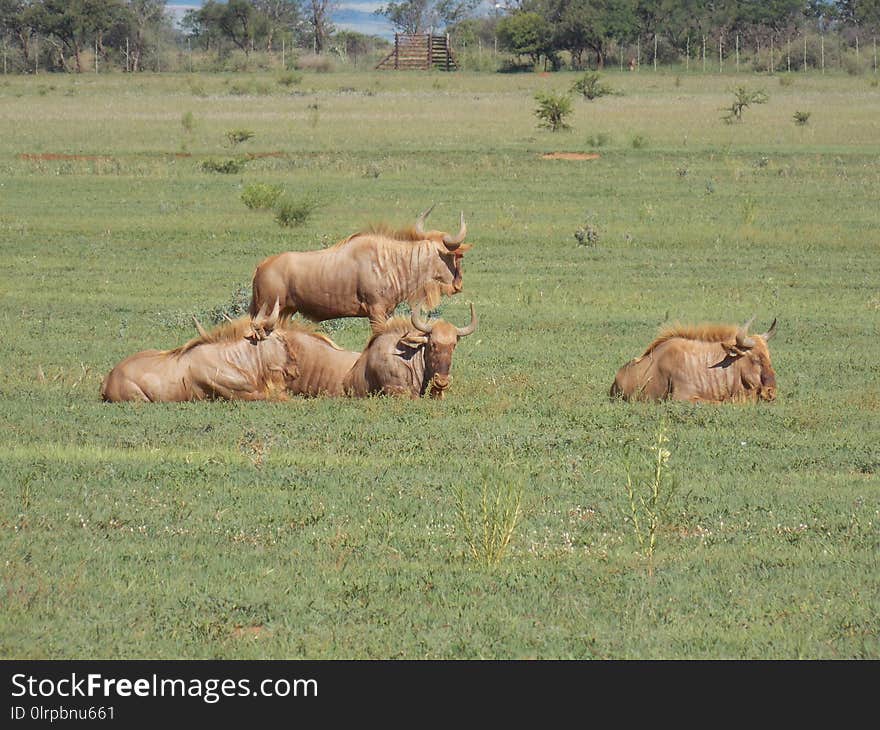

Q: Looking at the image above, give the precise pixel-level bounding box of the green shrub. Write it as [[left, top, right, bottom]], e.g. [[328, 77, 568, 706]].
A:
[[181, 111, 195, 133], [793, 110, 811, 126], [586, 132, 611, 147], [631, 134, 648, 149], [241, 183, 284, 210], [571, 71, 612, 100], [721, 87, 768, 123], [200, 158, 245, 174], [224, 129, 255, 147], [277, 71, 303, 87], [274, 196, 318, 227], [454, 479, 523, 566], [534, 90, 573, 132]]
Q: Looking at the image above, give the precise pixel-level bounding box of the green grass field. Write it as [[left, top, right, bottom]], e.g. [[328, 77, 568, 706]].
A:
[[1, 69, 878, 659]]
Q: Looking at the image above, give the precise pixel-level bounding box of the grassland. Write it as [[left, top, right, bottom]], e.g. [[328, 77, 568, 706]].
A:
[[0, 69, 878, 659]]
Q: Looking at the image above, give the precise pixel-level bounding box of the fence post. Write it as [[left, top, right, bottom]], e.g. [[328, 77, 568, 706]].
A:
[[686, 36, 689, 72], [770, 34, 774, 73], [874, 37, 877, 73], [821, 35, 824, 74], [702, 35, 706, 72], [736, 33, 739, 72], [719, 34, 723, 73], [787, 36, 791, 72], [804, 35, 807, 71], [636, 37, 640, 70], [856, 35, 859, 62], [653, 34, 657, 71]]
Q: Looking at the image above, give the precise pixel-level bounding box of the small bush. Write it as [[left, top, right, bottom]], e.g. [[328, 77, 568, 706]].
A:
[[181, 111, 195, 133], [631, 134, 648, 149], [571, 71, 612, 100], [586, 132, 612, 147], [205, 283, 251, 324], [793, 110, 811, 126], [274, 196, 318, 227], [242, 183, 283, 210], [296, 54, 335, 72], [534, 90, 573, 132], [225, 128, 255, 147], [779, 74, 795, 87], [201, 158, 245, 174], [721, 86, 768, 123], [277, 71, 303, 87]]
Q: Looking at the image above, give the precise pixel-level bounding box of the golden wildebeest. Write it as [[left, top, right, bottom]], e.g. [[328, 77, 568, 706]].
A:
[[610, 316, 778, 403], [343, 303, 478, 399], [249, 206, 472, 331], [101, 301, 359, 403]]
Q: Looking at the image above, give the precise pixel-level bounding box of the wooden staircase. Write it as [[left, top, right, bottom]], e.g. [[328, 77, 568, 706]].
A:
[[376, 34, 458, 71]]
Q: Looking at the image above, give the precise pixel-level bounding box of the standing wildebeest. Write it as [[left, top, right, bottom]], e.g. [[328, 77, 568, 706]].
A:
[[610, 316, 778, 403], [343, 303, 478, 399], [249, 206, 472, 330], [101, 301, 360, 402]]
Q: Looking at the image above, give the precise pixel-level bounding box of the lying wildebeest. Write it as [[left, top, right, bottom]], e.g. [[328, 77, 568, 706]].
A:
[[102, 300, 477, 402], [343, 304, 477, 398], [101, 301, 359, 402], [344, 303, 478, 399], [610, 316, 778, 403], [249, 206, 472, 330]]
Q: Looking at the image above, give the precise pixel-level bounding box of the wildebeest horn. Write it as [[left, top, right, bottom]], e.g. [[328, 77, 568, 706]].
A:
[[455, 303, 477, 337], [414, 204, 435, 237], [736, 315, 757, 348], [222, 313, 235, 324], [443, 211, 467, 249], [760, 318, 778, 341], [411, 303, 434, 334], [192, 315, 208, 338]]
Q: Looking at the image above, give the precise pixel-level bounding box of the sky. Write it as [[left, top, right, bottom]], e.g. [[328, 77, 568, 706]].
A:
[[166, 1, 397, 40]]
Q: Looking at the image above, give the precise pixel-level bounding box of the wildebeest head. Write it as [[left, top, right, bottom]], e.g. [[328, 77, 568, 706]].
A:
[[414, 205, 472, 297], [717, 316, 778, 400], [402, 302, 477, 398]]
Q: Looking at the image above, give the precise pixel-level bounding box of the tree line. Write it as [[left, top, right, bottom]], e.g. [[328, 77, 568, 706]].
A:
[[0, 0, 378, 72], [1, 0, 879, 73]]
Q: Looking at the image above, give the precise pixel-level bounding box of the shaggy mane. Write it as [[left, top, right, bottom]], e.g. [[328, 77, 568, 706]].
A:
[[171, 316, 339, 355], [642, 323, 739, 356], [327, 223, 438, 250]]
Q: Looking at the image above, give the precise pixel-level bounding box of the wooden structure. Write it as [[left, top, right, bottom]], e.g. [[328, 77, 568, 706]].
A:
[[376, 34, 458, 71]]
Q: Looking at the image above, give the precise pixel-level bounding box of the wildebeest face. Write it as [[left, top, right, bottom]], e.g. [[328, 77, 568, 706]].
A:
[[409, 303, 478, 399], [721, 318, 778, 401]]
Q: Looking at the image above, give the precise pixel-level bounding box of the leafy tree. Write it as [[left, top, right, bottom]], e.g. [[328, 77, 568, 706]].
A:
[[548, 0, 636, 68], [534, 89, 573, 131], [252, 0, 299, 52], [496, 10, 552, 66], [376, 0, 479, 34], [37, 0, 126, 72], [303, 0, 335, 53]]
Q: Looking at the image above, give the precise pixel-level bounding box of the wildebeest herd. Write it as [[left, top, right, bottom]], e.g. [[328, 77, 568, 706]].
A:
[[101, 207, 777, 404]]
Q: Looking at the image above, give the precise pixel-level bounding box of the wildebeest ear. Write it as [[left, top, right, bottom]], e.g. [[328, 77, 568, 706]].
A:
[[454, 244, 473, 255], [721, 341, 749, 358], [397, 334, 428, 351]]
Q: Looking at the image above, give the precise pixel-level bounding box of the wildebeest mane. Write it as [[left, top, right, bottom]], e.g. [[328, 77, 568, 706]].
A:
[[170, 316, 339, 356], [641, 323, 740, 357]]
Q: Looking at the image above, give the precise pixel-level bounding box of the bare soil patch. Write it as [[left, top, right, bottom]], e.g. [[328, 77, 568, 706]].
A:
[[540, 152, 601, 161]]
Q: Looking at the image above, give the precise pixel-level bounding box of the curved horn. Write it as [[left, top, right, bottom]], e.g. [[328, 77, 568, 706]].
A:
[[455, 302, 477, 337], [760, 318, 778, 341], [414, 204, 435, 237], [443, 211, 467, 249], [410, 303, 434, 334], [192, 315, 208, 338], [736, 314, 757, 348]]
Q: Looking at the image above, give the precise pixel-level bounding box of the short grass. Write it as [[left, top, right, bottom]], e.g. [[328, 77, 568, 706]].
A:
[[0, 69, 878, 659]]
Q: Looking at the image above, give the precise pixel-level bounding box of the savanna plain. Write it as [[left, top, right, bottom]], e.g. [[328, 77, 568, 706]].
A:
[[0, 68, 877, 659]]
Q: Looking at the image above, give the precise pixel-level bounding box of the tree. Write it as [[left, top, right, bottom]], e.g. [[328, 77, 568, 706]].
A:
[[0, 0, 41, 69], [548, 0, 637, 68], [120, 0, 167, 72], [303, 0, 335, 53], [376, 0, 479, 34], [37, 0, 126, 72], [253, 0, 299, 52], [496, 10, 552, 65]]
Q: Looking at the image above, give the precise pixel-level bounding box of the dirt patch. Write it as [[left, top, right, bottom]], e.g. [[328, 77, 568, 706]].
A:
[[245, 151, 287, 159], [541, 152, 601, 161], [17, 153, 114, 162], [230, 625, 269, 639]]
